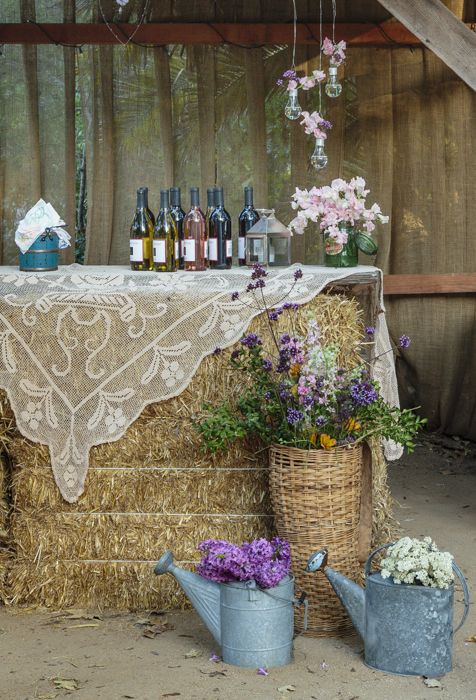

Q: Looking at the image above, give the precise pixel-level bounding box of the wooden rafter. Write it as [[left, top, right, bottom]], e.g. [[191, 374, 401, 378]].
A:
[[376, 0, 476, 91], [1, 20, 473, 47], [383, 273, 476, 295]]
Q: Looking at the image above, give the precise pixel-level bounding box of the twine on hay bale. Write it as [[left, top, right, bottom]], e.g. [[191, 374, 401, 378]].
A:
[[1, 294, 397, 610]]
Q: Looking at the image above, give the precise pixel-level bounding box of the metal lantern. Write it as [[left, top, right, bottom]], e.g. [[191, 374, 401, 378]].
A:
[[266, 211, 292, 267], [245, 209, 269, 266], [245, 209, 292, 268]]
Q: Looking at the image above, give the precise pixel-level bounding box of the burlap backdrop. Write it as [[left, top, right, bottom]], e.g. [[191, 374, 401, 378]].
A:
[[0, 0, 475, 437]]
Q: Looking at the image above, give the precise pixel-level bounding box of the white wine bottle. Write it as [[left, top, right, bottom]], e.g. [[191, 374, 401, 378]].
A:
[[130, 187, 154, 271], [153, 189, 178, 272], [170, 187, 185, 270]]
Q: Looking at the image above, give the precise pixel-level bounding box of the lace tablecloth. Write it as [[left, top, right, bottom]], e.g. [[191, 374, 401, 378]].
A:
[[0, 264, 401, 502]]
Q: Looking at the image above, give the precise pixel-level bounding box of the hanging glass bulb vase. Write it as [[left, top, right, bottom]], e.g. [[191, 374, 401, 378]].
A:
[[285, 89, 301, 120], [325, 66, 342, 98], [311, 138, 328, 170]]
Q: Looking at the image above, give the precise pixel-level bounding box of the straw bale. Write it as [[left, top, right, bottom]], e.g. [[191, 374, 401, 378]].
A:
[[11, 460, 271, 515], [0, 455, 8, 543], [0, 392, 14, 544], [3, 293, 398, 610], [7, 558, 190, 610], [0, 547, 11, 602], [11, 512, 273, 563]]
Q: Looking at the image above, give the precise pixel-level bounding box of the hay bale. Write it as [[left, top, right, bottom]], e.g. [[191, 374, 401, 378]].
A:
[[0, 391, 14, 545], [7, 558, 188, 610], [0, 456, 8, 544], [2, 293, 396, 610]]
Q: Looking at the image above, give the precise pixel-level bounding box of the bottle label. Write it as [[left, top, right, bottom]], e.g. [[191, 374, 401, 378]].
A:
[[226, 239, 233, 258], [153, 240, 166, 263], [130, 238, 145, 262], [204, 240, 208, 260], [183, 239, 196, 262], [208, 238, 218, 261], [175, 240, 179, 261], [238, 238, 245, 259]]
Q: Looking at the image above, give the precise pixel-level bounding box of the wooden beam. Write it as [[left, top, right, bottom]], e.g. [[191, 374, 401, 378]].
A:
[[383, 273, 476, 295], [376, 0, 476, 91], [0, 20, 468, 47]]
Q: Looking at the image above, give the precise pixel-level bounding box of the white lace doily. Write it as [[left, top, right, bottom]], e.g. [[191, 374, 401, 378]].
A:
[[0, 264, 400, 502]]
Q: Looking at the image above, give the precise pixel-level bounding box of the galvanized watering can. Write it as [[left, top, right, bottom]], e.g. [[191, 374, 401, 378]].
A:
[[306, 545, 470, 677], [155, 550, 302, 668]]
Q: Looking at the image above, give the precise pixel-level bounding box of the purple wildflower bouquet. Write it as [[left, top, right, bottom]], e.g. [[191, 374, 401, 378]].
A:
[[197, 264, 425, 453], [196, 537, 291, 589]]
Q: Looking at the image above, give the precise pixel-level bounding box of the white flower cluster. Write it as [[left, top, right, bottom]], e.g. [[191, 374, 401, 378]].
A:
[[380, 536, 454, 589]]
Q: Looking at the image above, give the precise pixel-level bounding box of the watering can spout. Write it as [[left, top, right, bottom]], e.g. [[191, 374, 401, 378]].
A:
[[306, 549, 366, 640], [154, 550, 221, 645]]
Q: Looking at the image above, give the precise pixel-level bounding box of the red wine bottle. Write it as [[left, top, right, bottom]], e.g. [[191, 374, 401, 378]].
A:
[[238, 186, 259, 266], [209, 187, 232, 269]]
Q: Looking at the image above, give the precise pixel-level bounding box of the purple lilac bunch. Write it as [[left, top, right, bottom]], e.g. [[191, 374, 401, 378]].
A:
[[196, 537, 291, 589]]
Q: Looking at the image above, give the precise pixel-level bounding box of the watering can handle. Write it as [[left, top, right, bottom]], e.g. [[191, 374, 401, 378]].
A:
[[452, 561, 470, 633], [364, 543, 470, 634], [364, 542, 394, 578]]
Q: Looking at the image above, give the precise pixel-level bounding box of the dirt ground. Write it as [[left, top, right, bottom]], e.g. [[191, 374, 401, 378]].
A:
[[0, 434, 475, 700]]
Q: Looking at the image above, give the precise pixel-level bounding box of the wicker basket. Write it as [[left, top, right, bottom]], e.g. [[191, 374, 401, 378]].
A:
[[269, 443, 364, 637]]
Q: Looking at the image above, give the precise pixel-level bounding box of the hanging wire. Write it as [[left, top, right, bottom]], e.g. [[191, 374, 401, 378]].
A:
[[318, 0, 323, 113], [24, 20, 84, 51], [332, 0, 336, 44], [291, 0, 297, 68], [98, 0, 150, 46]]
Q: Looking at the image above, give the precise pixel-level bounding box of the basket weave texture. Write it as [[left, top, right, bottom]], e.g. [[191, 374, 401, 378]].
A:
[[269, 443, 363, 637]]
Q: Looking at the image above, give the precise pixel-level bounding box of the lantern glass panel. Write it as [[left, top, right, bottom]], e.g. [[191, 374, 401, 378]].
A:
[[268, 233, 291, 267], [245, 234, 268, 266]]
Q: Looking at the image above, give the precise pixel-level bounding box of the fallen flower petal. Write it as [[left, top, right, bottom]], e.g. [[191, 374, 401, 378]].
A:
[[209, 653, 222, 663], [257, 667, 269, 676]]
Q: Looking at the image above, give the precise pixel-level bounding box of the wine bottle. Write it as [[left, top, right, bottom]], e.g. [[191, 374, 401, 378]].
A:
[[170, 187, 185, 270], [209, 187, 232, 270], [205, 188, 216, 265], [183, 187, 207, 271], [141, 186, 155, 226], [130, 187, 154, 271], [206, 187, 215, 224], [238, 186, 259, 266], [153, 189, 178, 272]]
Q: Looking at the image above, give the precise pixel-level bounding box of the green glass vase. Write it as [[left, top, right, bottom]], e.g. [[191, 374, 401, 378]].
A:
[[324, 226, 358, 268]]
